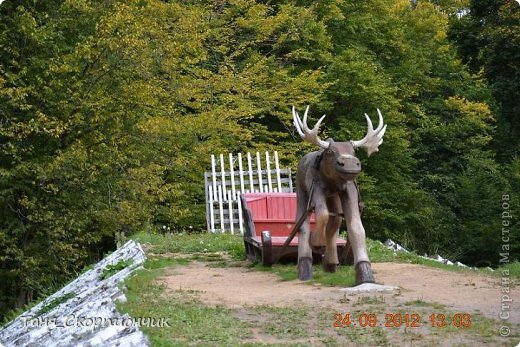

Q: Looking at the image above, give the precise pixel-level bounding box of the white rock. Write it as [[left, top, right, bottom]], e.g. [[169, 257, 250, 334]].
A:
[[384, 238, 409, 253], [432, 254, 444, 262], [0, 240, 149, 347], [340, 283, 400, 295]]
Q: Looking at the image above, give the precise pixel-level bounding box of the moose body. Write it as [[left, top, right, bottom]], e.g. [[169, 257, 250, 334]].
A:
[[292, 106, 387, 285]]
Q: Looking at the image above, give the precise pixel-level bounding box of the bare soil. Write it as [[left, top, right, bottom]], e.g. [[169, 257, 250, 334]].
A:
[[160, 261, 520, 346]]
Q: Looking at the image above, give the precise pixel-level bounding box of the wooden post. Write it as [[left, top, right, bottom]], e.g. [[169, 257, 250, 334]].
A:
[[228, 196, 234, 234], [211, 155, 218, 200], [229, 153, 236, 200], [218, 185, 224, 232], [220, 154, 227, 201], [206, 151, 294, 233], [256, 152, 263, 193], [209, 186, 215, 233], [266, 151, 273, 192], [275, 151, 282, 193], [247, 152, 254, 193], [237, 197, 243, 234], [238, 153, 245, 196], [289, 168, 293, 192]]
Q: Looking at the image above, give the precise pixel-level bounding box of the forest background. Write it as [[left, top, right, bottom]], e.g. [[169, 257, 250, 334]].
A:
[[0, 0, 518, 320]]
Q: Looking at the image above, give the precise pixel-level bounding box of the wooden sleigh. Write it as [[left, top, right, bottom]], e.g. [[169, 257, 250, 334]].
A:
[[240, 192, 353, 266]]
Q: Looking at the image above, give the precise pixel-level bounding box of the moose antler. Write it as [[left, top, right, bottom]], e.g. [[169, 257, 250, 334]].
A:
[[292, 106, 330, 149], [350, 109, 387, 157]]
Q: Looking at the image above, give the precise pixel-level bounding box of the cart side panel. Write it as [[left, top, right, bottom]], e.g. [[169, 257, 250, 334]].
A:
[[244, 195, 269, 220], [242, 193, 316, 237]]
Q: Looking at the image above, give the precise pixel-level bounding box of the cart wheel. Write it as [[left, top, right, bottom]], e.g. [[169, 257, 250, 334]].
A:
[[244, 240, 254, 262], [240, 195, 256, 238], [261, 231, 273, 266]]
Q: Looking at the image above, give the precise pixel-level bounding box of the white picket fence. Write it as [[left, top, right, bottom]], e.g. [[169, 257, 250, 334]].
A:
[[204, 151, 293, 233]]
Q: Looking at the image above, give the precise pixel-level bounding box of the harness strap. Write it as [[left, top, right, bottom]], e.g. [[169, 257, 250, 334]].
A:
[[313, 152, 323, 170], [354, 179, 365, 214], [273, 180, 316, 263]]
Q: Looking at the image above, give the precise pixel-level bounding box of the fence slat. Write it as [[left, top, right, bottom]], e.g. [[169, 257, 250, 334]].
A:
[[228, 196, 234, 234], [256, 152, 263, 193], [266, 151, 273, 192], [211, 155, 218, 201], [238, 153, 245, 195], [220, 154, 227, 201], [206, 152, 293, 233], [289, 168, 293, 192], [275, 151, 282, 193], [229, 153, 236, 200], [247, 152, 254, 193], [218, 185, 224, 232], [237, 198, 243, 234], [209, 186, 215, 233]]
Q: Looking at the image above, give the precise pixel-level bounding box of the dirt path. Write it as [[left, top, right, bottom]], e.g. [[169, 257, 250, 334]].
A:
[[373, 263, 518, 323], [161, 261, 518, 323]]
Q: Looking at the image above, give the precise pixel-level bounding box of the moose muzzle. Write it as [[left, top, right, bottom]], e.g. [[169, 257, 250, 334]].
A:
[[336, 154, 361, 178]]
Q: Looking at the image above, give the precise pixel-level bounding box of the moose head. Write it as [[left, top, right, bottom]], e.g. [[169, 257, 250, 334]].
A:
[[293, 105, 386, 182], [291, 106, 387, 284]]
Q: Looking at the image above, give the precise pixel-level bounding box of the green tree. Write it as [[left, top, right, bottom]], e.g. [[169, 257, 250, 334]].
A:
[[449, 0, 520, 161], [1, 0, 517, 320]]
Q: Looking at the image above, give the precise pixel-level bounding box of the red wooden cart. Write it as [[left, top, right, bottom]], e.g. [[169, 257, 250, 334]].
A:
[[240, 192, 353, 266]]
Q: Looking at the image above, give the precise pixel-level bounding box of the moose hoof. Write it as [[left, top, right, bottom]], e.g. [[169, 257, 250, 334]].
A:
[[322, 262, 337, 273], [355, 261, 375, 285], [298, 257, 313, 281]]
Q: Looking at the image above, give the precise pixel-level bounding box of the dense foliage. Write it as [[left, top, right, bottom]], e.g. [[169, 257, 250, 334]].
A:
[[1, 0, 518, 319]]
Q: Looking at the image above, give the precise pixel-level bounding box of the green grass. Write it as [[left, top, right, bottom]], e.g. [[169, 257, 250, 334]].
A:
[[366, 239, 468, 271], [100, 259, 134, 280], [38, 292, 76, 316], [119, 232, 520, 346], [132, 231, 516, 288], [250, 262, 357, 287], [497, 261, 520, 279], [144, 257, 191, 270], [402, 299, 446, 310], [117, 256, 253, 346], [132, 232, 245, 260], [249, 306, 311, 339], [367, 239, 520, 282]]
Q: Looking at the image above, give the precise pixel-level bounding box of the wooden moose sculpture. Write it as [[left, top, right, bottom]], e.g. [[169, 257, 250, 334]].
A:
[[292, 106, 387, 285]]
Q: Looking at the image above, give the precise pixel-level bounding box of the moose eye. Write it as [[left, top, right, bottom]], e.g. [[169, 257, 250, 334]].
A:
[[325, 149, 337, 157]]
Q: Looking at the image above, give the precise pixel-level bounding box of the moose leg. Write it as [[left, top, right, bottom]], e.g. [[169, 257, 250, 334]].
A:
[[310, 188, 329, 248], [322, 195, 341, 272], [341, 182, 375, 285], [296, 193, 313, 281]]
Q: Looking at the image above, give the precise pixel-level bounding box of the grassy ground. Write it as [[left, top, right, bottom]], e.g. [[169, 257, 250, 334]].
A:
[[116, 232, 520, 346], [132, 231, 519, 280]]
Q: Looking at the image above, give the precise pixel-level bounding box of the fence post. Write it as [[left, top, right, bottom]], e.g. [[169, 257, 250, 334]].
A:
[[209, 185, 215, 233], [275, 151, 282, 193], [206, 151, 293, 233], [228, 197, 234, 234], [238, 153, 245, 196], [256, 152, 263, 193], [266, 151, 273, 192], [220, 154, 227, 201], [229, 153, 236, 200], [247, 152, 254, 193], [218, 185, 224, 232], [211, 154, 218, 200]]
